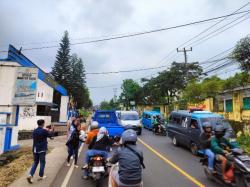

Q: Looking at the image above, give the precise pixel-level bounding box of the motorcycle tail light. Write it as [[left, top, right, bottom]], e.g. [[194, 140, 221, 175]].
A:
[[94, 157, 102, 161]]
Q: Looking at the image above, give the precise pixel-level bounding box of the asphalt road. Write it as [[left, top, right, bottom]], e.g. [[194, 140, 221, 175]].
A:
[[52, 129, 220, 187]]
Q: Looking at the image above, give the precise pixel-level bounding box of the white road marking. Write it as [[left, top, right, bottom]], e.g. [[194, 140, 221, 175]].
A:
[[61, 145, 84, 187]]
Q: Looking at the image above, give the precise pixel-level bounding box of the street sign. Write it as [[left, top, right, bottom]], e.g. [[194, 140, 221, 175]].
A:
[[13, 67, 38, 105]]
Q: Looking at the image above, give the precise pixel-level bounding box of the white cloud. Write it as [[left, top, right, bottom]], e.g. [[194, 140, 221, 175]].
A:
[[0, 0, 249, 104]]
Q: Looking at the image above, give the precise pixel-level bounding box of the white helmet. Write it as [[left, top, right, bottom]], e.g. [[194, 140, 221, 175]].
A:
[[91, 121, 99, 130]]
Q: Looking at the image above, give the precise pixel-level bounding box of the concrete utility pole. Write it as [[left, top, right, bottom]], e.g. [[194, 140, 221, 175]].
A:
[[113, 88, 117, 103], [176, 47, 192, 78]]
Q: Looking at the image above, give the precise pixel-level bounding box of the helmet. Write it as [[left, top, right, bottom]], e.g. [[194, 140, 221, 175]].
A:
[[121, 129, 137, 144], [214, 125, 225, 138], [90, 121, 99, 130], [202, 122, 212, 130]]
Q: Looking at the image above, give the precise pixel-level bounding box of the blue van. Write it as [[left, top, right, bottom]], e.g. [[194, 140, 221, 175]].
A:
[[92, 110, 124, 137], [167, 110, 235, 155], [142, 111, 163, 130]]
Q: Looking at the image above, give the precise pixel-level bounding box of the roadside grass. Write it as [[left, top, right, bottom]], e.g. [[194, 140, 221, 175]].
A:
[[237, 135, 250, 154], [0, 146, 33, 187]]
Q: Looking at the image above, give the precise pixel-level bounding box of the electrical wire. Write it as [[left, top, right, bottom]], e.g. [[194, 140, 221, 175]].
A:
[[1, 10, 250, 53]]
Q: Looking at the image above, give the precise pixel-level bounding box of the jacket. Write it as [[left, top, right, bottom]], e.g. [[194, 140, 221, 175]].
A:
[[211, 136, 238, 155], [32, 127, 53, 153], [109, 145, 143, 185], [86, 129, 99, 144], [199, 132, 212, 149], [88, 135, 111, 151], [66, 129, 81, 148]]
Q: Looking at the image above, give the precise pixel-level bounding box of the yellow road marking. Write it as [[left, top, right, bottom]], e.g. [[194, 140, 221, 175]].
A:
[[138, 138, 205, 187]]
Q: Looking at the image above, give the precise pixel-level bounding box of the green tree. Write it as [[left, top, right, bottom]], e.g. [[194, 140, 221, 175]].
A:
[[51, 31, 72, 93], [120, 79, 141, 108], [182, 80, 203, 104], [100, 101, 112, 110], [140, 62, 203, 105], [201, 76, 224, 98], [231, 36, 250, 72], [70, 54, 92, 108], [224, 72, 250, 90]]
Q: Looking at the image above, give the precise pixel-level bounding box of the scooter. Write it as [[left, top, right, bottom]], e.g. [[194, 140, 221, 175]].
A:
[[201, 148, 250, 187], [153, 123, 167, 136], [84, 155, 109, 187]]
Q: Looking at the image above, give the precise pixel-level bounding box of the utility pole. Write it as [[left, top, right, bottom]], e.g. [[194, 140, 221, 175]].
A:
[[113, 88, 117, 103], [177, 47, 192, 79]]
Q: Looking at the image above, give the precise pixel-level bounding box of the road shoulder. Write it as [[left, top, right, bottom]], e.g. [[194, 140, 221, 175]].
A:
[[9, 136, 68, 187]]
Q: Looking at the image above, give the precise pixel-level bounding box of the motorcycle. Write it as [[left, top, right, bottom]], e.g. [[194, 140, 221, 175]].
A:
[[153, 123, 167, 136], [201, 148, 250, 187], [84, 155, 109, 187]]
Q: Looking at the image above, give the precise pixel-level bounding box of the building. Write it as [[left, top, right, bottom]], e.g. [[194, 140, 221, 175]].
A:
[[0, 45, 69, 153]]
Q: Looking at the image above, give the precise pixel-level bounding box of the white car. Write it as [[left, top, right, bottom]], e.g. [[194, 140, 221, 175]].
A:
[[118, 111, 142, 135]]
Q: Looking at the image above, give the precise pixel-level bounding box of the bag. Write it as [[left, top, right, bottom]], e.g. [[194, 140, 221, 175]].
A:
[[125, 145, 145, 169]]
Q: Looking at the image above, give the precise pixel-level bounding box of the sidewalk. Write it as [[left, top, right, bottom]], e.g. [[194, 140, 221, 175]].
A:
[[9, 135, 68, 187]]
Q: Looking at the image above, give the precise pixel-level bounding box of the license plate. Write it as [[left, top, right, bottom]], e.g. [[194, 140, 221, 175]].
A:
[[92, 166, 105, 172], [229, 138, 236, 142]]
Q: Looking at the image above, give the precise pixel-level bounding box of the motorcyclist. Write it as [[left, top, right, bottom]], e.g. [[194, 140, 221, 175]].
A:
[[83, 127, 112, 179], [85, 121, 99, 145], [109, 129, 144, 187], [199, 122, 215, 173], [211, 124, 238, 184], [153, 116, 159, 133]]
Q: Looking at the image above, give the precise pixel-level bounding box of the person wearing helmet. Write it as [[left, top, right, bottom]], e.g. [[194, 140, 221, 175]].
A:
[[85, 121, 99, 145], [211, 125, 238, 183], [109, 129, 144, 187], [199, 122, 215, 172]]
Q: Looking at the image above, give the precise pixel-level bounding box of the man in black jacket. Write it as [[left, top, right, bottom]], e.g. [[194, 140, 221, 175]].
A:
[[199, 122, 215, 172], [109, 129, 144, 187], [27, 119, 53, 183]]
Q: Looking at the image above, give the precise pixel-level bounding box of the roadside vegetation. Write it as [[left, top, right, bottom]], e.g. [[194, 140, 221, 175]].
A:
[[0, 147, 33, 187]]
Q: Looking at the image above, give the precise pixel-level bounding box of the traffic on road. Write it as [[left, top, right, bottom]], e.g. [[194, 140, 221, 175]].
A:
[[50, 109, 250, 187]]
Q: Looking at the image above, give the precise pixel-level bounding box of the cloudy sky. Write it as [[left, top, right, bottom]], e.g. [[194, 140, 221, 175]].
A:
[[0, 0, 249, 104]]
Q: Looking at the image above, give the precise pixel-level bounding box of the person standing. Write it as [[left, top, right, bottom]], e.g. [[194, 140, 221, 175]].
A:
[[27, 119, 53, 183], [66, 124, 82, 168]]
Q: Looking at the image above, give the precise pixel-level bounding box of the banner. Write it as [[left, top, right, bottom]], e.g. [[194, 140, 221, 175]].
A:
[[13, 67, 38, 105]]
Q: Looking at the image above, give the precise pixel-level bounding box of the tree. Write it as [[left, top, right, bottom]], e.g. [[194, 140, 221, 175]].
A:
[[223, 72, 250, 90], [120, 79, 141, 107], [70, 54, 91, 108], [51, 31, 72, 93], [140, 62, 203, 105], [201, 76, 224, 98], [182, 80, 203, 104], [231, 36, 250, 72], [100, 101, 112, 110]]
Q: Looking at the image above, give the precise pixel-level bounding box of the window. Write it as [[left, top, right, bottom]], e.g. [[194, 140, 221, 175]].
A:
[[181, 116, 190, 128], [172, 115, 181, 125], [225, 99, 233, 112], [121, 114, 139, 120], [37, 105, 51, 116], [190, 119, 198, 129], [243, 97, 250, 110]]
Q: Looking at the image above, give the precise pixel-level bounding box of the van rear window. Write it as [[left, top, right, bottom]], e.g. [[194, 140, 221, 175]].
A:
[[170, 115, 181, 125]]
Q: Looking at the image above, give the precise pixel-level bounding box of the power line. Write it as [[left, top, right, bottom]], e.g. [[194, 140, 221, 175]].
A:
[[179, 2, 250, 49], [86, 65, 168, 75], [1, 10, 250, 53], [192, 14, 250, 47]]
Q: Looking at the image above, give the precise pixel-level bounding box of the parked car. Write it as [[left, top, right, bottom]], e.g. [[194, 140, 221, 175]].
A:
[[167, 110, 236, 155], [117, 111, 142, 135], [92, 110, 124, 138], [141, 111, 163, 130]]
